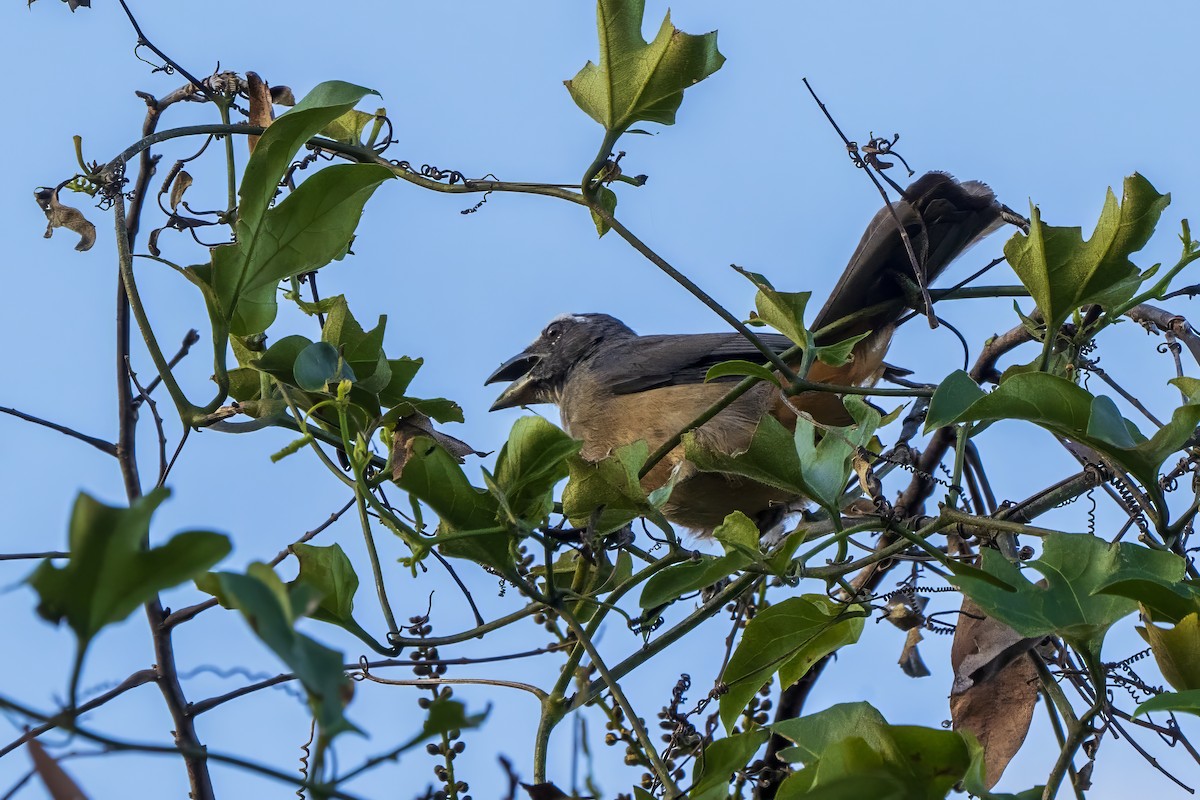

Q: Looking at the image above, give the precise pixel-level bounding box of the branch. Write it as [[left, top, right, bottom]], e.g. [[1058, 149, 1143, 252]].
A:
[[0, 406, 116, 456], [0, 669, 157, 758], [0, 692, 365, 800]]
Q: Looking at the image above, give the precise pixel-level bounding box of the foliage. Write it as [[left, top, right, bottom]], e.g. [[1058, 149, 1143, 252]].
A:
[[8, 1, 1200, 799]]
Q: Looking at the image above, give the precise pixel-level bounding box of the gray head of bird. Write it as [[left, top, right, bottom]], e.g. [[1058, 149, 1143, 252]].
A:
[[485, 313, 634, 410]]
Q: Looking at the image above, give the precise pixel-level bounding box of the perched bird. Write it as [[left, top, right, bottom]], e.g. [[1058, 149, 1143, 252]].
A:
[[486, 172, 1007, 535]]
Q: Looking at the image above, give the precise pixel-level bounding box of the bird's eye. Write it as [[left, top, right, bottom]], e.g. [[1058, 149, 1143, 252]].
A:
[[545, 324, 561, 341]]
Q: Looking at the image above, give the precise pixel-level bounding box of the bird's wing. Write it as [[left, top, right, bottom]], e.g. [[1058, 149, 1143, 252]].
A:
[[601, 333, 795, 395]]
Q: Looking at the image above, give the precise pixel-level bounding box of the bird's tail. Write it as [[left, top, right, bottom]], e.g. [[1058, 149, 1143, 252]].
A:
[[811, 171, 1006, 343], [789, 172, 1008, 427]]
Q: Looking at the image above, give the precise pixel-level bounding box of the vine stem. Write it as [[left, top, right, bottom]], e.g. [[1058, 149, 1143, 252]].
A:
[[558, 608, 682, 797], [113, 198, 199, 424]]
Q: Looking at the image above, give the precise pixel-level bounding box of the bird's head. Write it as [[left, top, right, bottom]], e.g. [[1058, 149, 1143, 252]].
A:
[[485, 313, 634, 411]]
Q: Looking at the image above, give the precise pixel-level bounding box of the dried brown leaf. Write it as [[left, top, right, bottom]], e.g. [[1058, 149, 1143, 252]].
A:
[[950, 597, 1039, 789], [169, 170, 193, 211], [34, 187, 96, 252], [246, 72, 274, 153], [27, 739, 89, 800], [899, 627, 931, 677], [391, 413, 483, 481]]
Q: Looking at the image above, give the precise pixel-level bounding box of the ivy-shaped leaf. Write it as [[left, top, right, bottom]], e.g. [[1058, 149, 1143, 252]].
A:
[[565, 0, 725, 134], [1004, 173, 1169, 335], [30, 489, 229, 703], [193, 82, 393, 335], [950, 533, 1183, 657], [771, 703, 997, 800], [686, 397, 880, 515], [639, 512, 759, 608], [940, 372, 1200, 515]]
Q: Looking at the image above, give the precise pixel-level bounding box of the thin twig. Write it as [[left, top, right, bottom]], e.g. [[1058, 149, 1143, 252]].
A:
[[0, 669, 157, 758], [0, 551, 69, 561], [0, 406, 116, 456]]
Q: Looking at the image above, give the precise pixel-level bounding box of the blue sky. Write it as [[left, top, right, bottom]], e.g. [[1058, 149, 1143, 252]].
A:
[[3, 1, 1200, 797]]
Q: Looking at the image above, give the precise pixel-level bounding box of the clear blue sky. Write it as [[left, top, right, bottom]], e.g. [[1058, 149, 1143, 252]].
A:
[[3, 1, 1200, 797]]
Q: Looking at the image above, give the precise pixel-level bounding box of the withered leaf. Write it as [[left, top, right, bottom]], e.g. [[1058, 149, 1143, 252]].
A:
[[950, 597, 1039, 789], [246, 72, 274, 153], [899, 627, 931, 678], [35, 187, 96, 251], [391, 413, 483, 481], [169, 170, 193, 211], [27, 739, 89, 800]]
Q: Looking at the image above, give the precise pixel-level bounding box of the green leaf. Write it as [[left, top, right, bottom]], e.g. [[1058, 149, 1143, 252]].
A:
[[590, 185, 617, 237], [561, 440, 670, 535], [1004, 173, 1169, 334], [1134, 689, 1200, 718], [772, 703, 981, 800], [320, 107, 384, 145], [705, 359, 782, 387], [814, 331, 871, 368], [30, 489, 229, 654], [688, 398, 879, 515], [736, 266, 812, 348], [293, 341, 356, 391], [639, 553, 745, 609], [492, 416, 581, 524], [719, 596, 865, 731], [1139, 613, 1200, 691], [378, 357, 424, 406], [712, 511, 764, 563], [924, 370, 986, 432], [685, 413, 804, 496], [251, 334, 312, 385], [393, 436, 511, 573], [945, 373, 1200, 510], [244, 82, 377, 214], [290, 543, 373, 643], [565, 0, 725, 133], [210, 81, 381, 336], [220, 162, 394, 335], [691, 730, 769, 800], [211, 565, 358, 738], [949, 532, 1183, 656], [639, 512, 760, 607], [1096, 574, 1200, 625]]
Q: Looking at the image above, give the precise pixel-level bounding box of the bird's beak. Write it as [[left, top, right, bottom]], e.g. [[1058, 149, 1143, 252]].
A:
[[485, 349, 543, 411]]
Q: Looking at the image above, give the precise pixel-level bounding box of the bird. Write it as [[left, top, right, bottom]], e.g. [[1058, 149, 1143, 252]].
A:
[[485, 172, 1008, 536]]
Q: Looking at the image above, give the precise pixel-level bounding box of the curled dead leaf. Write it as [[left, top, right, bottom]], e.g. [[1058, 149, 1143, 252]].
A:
[[950, 597, 1039, 789], [246, 72, 275, 153], [899, 626, 931, 678], [34, 186, 96, 251], [169, 170, 193, 211], [391, 413, 484, 481]]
